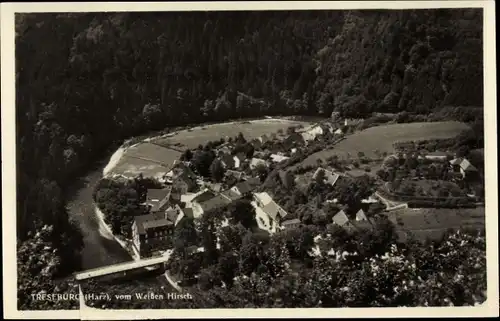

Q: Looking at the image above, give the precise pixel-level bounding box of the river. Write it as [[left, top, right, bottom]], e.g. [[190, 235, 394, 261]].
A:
[[66, 161, 132, 271]]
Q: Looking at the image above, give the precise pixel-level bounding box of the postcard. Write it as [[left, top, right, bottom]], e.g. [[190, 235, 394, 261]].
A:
[[2, 1, 498, 319]]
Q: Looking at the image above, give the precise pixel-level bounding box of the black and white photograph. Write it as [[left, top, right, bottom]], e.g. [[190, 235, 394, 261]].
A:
[[1, 1, 498, 319]]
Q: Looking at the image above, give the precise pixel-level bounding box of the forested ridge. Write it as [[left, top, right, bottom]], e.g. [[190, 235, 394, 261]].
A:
[[15, 9, 483, 309]]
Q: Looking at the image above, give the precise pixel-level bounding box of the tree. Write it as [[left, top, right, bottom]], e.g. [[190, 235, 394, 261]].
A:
[[173, 218, 198, 252], [209, 159, 225, 182], [254, 163, 269, 181], [181, 149, 193, 162], [192, 150, 216, 177], [227, 199, 257, 229], [314, 168, 326, 184]]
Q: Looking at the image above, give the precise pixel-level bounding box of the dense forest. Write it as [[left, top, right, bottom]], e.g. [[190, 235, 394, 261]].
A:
[[15, 9, 483, 309]]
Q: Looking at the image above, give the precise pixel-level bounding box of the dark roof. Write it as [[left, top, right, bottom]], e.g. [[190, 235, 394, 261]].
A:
[[234, 181, 253, 194], [350, 220, 374, 232], [225, 170, 244, 180], [143, 219, 173, 230], [192, 190, 217, 203], [181, 207, 194, 219], [220, 189, 242, 202], [146, 187, 172, 212], [134, 212, 168, 234], [245, 176, 261, 186], [199, 194, 232, 213], [147, 188, 171, 202]]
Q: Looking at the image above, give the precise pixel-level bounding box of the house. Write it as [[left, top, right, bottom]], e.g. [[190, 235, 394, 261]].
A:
[[282, 133, 304, 149], [291, 148, 298, 155], [281, 218, 301, 229], [132, 211, 175, 258], [361, 195, 379, 204], [191, 189, 218, 204], [334, 128, 343, 135], [257, 134, 270, 144], [245, 176, 262, 189], [270, 154, 290, 164], [300, 131, 316, 144], [425, 151, 450, 161], [233, 152, 247, 169], [220, 189, 243, 202], [312, 168, 340, 186], [309, 124, 325, 137], [332, 210, 349, 226], [230, 181, 255, 197], [192, 194, 233, 218], [450, 158, 478, 179], [172, 171, 198, 194], [145, 187, 172, 212], [217, 146, 232, 157], [250, 157, 268, 170], [253, 192, 288, 226], [251, 139, 262, 149], [355, 209, 368, 222], [225, 169, 244, 181]]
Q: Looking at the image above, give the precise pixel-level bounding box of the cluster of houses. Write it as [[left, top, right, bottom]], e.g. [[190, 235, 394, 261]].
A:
[[131, 161, 298, 258], [130, 118, 354, 257], [396, 151, 479, 181]]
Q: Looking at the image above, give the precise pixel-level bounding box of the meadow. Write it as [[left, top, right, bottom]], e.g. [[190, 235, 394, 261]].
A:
[[387, 207, 485, 242], [107, 143, 181, 179], [153, 119, 313, 149], [298, 121, 469, 166], [107, 119, 312, 179]]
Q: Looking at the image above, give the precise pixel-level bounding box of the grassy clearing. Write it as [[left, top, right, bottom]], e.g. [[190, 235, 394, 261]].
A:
[[153, 119, 313, 149], [109, 142, 181, 179], [387, 207, 485, 242], [298, 121, 469, 166]]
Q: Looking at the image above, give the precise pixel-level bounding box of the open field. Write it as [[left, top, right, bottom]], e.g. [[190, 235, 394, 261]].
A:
[[386, 207, 485, 242], [153, 119, 314, 149], [107, 143, 181, 179], [296, 121, 469, 167], [107, 118, 313, 179]]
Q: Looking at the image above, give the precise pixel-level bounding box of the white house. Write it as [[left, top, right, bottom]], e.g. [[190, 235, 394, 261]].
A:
[[355, 209, 368, 222], [332, 210, 349, 226], [233, 153, 246, 169], [450, 157, 478, 179], [270, 154, 290, 164], [425, 151, 450, 161], [312, 167, 340, 186], [253, 192, 288, 227]]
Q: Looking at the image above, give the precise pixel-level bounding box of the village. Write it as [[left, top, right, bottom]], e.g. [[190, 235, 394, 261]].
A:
[[125, 116, 482, 269]]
